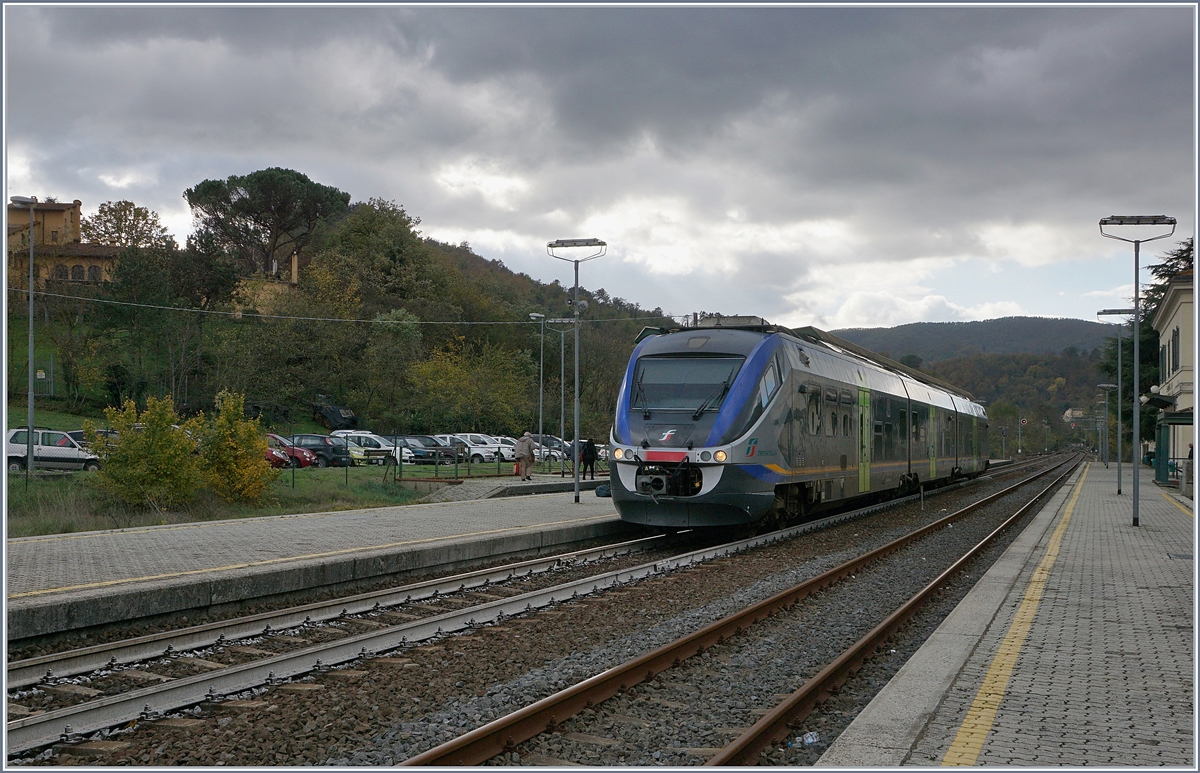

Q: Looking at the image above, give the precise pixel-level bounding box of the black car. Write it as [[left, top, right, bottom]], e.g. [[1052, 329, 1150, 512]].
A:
[[291, 434, 354, 468], [398, 435, 456, 465]]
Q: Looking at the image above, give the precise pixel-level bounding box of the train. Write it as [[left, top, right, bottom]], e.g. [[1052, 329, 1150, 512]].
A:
[[608, 316, 989, 529]]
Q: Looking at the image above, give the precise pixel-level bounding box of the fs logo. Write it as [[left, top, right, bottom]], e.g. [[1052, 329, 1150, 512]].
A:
[[745, 438, 759, 457], [658, 429, 677, 442]]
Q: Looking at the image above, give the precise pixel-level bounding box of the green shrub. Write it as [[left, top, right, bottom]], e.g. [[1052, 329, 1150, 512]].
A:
[[195, 391, 278, 504], [85, 396, 202, 511]]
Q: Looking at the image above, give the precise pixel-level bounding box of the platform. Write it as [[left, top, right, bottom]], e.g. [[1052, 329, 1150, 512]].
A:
[[5, 479, 625, 641], [820, 462, 1195, 767]]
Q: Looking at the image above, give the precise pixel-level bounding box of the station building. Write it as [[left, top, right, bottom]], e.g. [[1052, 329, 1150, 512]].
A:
[[1147, 267, 1193, 493]]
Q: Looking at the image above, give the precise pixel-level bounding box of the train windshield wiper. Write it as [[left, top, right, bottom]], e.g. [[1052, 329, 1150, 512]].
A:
[[634, 378, 652, 419], [691, 380, 730, 421]]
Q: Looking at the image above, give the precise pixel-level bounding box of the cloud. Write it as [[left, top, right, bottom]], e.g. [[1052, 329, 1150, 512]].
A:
[[4, 5, 1193, 328]]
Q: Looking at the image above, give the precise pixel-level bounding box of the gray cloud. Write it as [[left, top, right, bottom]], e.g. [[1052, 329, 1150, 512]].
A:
[[5, 5, 1193, 327]]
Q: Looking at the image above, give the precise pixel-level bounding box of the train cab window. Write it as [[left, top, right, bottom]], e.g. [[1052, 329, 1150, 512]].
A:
[[759, 362, 779, 409], [808, 392, 821, 435]]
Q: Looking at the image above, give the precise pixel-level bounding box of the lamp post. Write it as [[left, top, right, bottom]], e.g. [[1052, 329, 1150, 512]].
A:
[[529, 313, 545, 447], [1098, 308, 1134, 494], [11, 195, 37, 488], [546, 320, 571, 473], [1099, 215, 1176, 527], [1098, 384, 1117, 471], [547, 238, 607, 503]]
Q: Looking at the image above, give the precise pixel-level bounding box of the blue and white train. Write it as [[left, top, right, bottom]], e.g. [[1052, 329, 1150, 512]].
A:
[[608, 318, 989, 529]]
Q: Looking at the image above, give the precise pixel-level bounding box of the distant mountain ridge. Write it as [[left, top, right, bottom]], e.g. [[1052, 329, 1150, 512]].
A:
[[831, 316, 1118, 364]]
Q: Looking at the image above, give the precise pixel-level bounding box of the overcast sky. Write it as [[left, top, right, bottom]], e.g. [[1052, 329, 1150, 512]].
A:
[[4, 4, 1195, 330]]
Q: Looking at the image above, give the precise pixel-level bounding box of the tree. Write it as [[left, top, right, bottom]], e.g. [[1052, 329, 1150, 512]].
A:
[[1143, 238, 1193, 317], [81, 200, 175, 249], [195, 391, 277, 504], [85, 396, 202, 511], [184, 167, 351, 276]]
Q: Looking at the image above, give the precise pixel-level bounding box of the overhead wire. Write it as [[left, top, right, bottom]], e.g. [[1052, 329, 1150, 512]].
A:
[[8, 288, 673, 326]]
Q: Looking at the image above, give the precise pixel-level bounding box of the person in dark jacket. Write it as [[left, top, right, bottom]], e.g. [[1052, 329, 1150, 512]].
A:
[[581, 438, 598, 480]]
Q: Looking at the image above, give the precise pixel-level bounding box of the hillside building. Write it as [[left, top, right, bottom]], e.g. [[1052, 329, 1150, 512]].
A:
[[6, 199, 120, 287]]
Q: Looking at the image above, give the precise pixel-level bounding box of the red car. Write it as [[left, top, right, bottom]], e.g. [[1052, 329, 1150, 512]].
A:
[[264, 446, 290, 468], [266, 434, 319, 468]]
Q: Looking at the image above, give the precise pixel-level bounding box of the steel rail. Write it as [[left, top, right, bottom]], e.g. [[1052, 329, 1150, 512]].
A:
[[706, 456, 1082, 765], [5, 493, 912, 756], [8, 458, 1059, 755], [398, 456, 1077, 766], [7, 534, 669, 690]]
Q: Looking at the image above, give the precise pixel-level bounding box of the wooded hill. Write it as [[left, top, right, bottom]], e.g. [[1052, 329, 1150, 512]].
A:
[[832, 317, 1117, 364]]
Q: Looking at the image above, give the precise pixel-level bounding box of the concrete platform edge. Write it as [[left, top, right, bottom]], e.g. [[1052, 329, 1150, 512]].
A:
[[816, 464, 1082, 767], [7, 518, 632, 641]]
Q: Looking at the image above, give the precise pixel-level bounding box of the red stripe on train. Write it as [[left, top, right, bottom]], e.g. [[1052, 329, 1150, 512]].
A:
[[644, 451, 688, 462]]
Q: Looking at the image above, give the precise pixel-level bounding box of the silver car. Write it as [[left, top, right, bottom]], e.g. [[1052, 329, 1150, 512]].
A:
[[6, 428, 101, 472]]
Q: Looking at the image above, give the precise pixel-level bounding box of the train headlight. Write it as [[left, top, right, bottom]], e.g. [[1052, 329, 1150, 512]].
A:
[[700, 451, 712, 462], [714, 450, 728, 462], [614, 447, 625, 460]]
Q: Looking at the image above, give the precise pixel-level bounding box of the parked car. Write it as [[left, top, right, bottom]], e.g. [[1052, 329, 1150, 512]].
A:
[[6, 428, 101, 472], [66, 429, 119, 450], [265, 433, 319, 468], [398, 435, 456, 465], [337, 437, 368, 466], [265, 446, 291, 468], [331, 431, 409, 465], [531, 434, 569, 460], [436, 434, 496, 464], [455, 433, 513, 462], [290, 433, 353, 468], [430, 435, 470, 463]]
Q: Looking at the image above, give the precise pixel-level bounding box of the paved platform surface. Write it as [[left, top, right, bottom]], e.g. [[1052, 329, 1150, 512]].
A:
[[5, 478, 624, 640], [821, 462, 1195, 767]]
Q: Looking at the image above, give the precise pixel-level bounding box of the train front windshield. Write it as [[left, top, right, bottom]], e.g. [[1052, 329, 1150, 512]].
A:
[[632, 356, 744, 413]]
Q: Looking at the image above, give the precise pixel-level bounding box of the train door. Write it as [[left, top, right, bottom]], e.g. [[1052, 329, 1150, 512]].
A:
[[928, 405, 938, 481], [858, 388, 871, 493]]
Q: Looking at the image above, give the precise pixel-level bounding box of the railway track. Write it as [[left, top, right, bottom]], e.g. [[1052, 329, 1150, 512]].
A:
[[400, 455, 1080, 766], [6, 456, 1065, 761]]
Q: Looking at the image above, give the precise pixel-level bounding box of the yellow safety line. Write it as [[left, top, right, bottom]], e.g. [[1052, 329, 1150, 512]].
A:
[[1160, 491, 1195, 518], [941, 463, 1090, 766], [7, 515, 612, 599]]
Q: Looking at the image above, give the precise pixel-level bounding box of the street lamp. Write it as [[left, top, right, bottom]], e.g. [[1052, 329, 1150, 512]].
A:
[[1098, 308, 1135, 494], [529, 313, 545, 447], [1099, 214, 1176, 527], [547, 238, 607, 503], [546, 321, 572, 474], [1098, 384, 1117, 474], [11, 195, 37, 488]]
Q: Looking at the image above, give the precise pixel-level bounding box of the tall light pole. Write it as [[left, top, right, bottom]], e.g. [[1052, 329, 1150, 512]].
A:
[[529, 313, 545, 446], [547, 238, 607, 503], [1100, 215, 1176, 527], [1098, 308, 1134, 494], [11, 195, 37, 488], [1099, 384, 1117, 471], [547, 320, 571, 473]]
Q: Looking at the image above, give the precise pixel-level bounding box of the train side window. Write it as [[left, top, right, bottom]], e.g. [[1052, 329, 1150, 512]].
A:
[[884, 423, 894, 460], [873, 421, 884, 458], [827, 411, 837, 437], [808, 392, 821, 435], [842, 413, 850, 437]]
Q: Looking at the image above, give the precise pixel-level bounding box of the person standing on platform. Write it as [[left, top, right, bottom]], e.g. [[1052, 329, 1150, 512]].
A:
[[514, 432, 535, 481], [580, 438, 598, 480]]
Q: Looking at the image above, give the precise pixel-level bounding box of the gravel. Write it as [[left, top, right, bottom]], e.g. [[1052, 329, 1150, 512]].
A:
[[10, 461, 1066, 766]]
